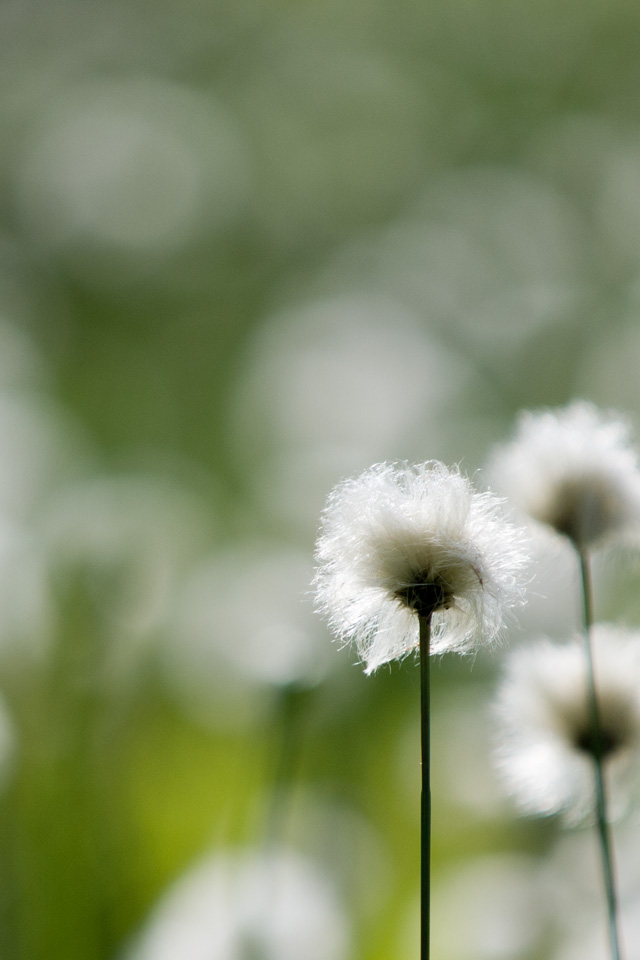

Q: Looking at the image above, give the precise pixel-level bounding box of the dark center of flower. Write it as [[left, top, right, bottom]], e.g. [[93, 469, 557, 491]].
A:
[[573, 722, 625, 760], [394, 579, 451, 619], [547, 477, 622, 547]]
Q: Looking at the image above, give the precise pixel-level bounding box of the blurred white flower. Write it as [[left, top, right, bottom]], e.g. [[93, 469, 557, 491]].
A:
[[314, 461, 529, 673], [553, 917, 640, 960], [0, 692, 18, 795], [278, 789, 391, 922], [0, 393, 90, 521], [41, 474, 211, 686], [15, 77, 250, 259], [541, 823, 640, 960], [429, 853, 544, 960], [0, 317, 48, 392], [230, 294, 469, 534], [161, 542, 332, 728], [0, 518, 53, 660], [493, 626, 640, 823], [124, 847, 350, 960], [513, 536, 579, 640], [488, 401, 640, 549]]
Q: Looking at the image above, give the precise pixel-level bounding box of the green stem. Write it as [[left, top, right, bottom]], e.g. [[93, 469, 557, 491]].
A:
[[578, 549, 623, 960], [419, 615, 431, 960], [265, 683, 304, 846]]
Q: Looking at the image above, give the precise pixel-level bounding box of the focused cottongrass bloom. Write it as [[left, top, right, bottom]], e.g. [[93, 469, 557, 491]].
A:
[[488, 401, 640, 549], [494, 625, 640, 823], [314, 460, 529, 673]]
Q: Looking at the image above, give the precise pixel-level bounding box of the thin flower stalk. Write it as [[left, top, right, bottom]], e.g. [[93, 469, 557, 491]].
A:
[[314, 460, 529, 960], [492, 401, 640, 960], [419, 614, 431, 960], [578, 551, 623, 960], [264, 683, 307, 848], [490, 401, 640, 958]]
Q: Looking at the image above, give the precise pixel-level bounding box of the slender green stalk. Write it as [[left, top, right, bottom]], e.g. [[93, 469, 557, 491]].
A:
[[578, 549, 623, 960], [265, 683, 304, 846], [419, 615, 431, 960]]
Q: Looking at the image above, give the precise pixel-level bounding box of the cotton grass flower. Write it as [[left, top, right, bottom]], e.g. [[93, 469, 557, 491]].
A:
[[314, 460, 529, 674], [490, 401, 639, 959], [314, 460, 529, 960], [488, 401, 640, 550], [493, 626, 640, 824]]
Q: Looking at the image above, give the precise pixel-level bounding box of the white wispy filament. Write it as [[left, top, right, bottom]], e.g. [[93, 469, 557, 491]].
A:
[[313, 460, 529, 673], [488, 401, 640, 549], [494, 626, 640, 824]]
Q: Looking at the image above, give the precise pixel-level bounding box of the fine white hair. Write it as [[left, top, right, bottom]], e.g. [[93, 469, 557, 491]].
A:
[[488, 401, 640, 549], [493, 625, 640, 823], [314, 460, 529, 673]]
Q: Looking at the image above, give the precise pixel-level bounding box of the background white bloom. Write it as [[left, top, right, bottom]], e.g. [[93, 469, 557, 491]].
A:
[[160, 541, 333, 730], [493, 625, 640, 823], [429, 853, 545, 960], [488, 401, 640, 549], [314, 460, 528, 673], [124, 847, 351, 960]]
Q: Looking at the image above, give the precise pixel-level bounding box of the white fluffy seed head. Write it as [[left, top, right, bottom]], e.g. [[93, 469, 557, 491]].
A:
[[313, 460, 529, 673], [488, 401, 640, 550], [493, 626, 640, 823]]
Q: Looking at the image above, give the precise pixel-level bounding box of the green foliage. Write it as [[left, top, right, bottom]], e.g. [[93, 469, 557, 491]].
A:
[[1, 0, 640, 956]]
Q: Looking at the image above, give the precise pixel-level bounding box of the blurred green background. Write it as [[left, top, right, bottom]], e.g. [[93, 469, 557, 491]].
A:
[[1, 0, 640, 957]]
